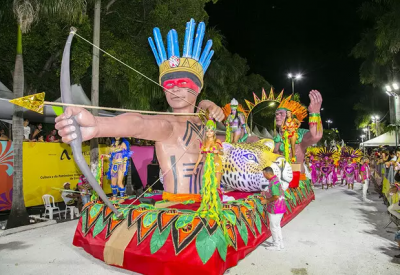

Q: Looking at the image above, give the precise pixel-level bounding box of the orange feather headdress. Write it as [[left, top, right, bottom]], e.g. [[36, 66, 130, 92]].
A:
[[276, 95, 308, 122]]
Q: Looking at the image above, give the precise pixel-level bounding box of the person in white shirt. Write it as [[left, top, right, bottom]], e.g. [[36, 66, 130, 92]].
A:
[[303, 157, 312, 181], [390, 151, 397, 162], [23, 119, 31, 140], [61, 182, 79, 207]]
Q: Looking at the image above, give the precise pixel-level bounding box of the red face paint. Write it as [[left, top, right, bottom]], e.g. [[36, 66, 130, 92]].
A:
[[162, 78, 199, 93]]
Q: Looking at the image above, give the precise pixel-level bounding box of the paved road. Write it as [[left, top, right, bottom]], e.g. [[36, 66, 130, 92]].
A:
[[0, 183, 399, 275]]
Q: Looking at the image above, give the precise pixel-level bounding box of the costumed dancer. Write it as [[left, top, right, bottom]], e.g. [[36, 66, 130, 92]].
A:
[[342, 147, 362, 189], [274, 95, 309, 163], [261, 166, 287, 251], [194, 118, 224, 224], [225, 98, 248, 143], [339, 155, 347, 185], [313, 158, 322, 186], [343, 158, 357, 190], [316, 148, 338, 189], [107, 137, 132, 203], [360, 157, 373, 203], [306, 147, 319, 185], [304, 156, 312, 182], [332, 158, 339, 185]]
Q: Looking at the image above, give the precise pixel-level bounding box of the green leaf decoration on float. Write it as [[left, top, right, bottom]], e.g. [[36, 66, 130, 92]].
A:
[[93, 213, 106, 238], [222, 210, 237, 225], [254, 199, 264, 214], [143, 212, 158, 227], [285, 199, 292, 213], [89, 203, 102, 218], [212, 228, 228, 261], [150, 225, 171, 254], [81, 211, 87, 232], [175, 214, 195, 229], [238, 221, 249, 245], [196, 227, 218, 264], [235, 200, 253, 210], [255, 213, 262, 234]]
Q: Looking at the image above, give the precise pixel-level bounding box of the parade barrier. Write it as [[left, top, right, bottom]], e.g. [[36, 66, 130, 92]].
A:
[[0, 141, 154, 211], [371, 161, 400, 226], [73, 180, 314, 275]]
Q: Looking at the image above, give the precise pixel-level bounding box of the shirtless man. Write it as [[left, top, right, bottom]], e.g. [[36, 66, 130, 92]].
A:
[[274, 90, 323, 171], [56, 19, 224, 197]]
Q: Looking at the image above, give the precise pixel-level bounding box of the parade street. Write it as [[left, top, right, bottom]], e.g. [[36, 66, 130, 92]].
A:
[[0, 184, 399, 275]]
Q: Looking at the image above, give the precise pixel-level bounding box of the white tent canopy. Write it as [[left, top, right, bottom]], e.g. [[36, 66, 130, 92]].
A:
[[361, 131, 399, 147]]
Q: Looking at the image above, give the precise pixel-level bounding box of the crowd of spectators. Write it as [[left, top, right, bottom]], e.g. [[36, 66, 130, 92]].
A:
[[368, 146, 400, 259], [371, 148, 400, 184], [24, 119, 61, 142], [1, 121, 157, 146], [0, 119, 61, 143]]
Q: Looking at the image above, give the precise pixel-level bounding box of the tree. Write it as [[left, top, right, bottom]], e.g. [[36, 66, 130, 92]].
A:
[[1, 0, 271, 114], [353, 85, 388, 129], [351, 0, 400, 86], [351, 1, 400, 137], [5, 0, 87, 229]]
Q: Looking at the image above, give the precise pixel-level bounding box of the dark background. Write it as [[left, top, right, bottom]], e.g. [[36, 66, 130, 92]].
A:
[[206, 0, 387, 142]]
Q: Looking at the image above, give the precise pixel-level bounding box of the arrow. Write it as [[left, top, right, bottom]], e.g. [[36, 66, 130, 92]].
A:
[[9, 92, 200, 116]]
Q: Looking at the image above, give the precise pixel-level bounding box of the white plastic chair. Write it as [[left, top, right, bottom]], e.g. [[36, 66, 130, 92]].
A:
[[61, 195, 76, 220], [42, 195, 61, 220]]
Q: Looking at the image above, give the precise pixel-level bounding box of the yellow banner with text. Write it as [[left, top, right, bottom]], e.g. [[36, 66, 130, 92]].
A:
[[23, 142, 112, 207]]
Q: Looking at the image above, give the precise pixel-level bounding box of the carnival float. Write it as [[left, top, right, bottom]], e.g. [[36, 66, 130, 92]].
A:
[[11, 18, 323, 275]]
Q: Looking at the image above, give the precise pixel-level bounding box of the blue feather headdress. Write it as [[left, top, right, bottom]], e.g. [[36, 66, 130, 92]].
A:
[[148, 18, 214, 90]]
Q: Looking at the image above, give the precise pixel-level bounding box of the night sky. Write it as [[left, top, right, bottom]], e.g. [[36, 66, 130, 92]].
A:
[[206, 0, 377, 141]]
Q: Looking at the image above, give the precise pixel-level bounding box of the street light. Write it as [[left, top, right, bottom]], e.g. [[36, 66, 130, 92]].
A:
[[326, 119, 333, 129], [288, 72, 303, 94], [363, 127, 370, 140], [361, 134, 366, 154], [371, 115, 380, 136], [385, 83, 399, 94], [384, 83, 399, 149]]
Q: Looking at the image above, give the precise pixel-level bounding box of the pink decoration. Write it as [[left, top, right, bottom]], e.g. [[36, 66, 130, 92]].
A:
[[131, 146, 155, 187]]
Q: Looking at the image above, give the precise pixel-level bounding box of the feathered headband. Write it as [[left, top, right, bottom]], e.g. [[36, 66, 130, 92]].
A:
[[316, 147, 340, 162], [341, 147, 363, 162], [148, 18, 214, 90], [306, 147, 320, 158], [276, 95, 308, 122]]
